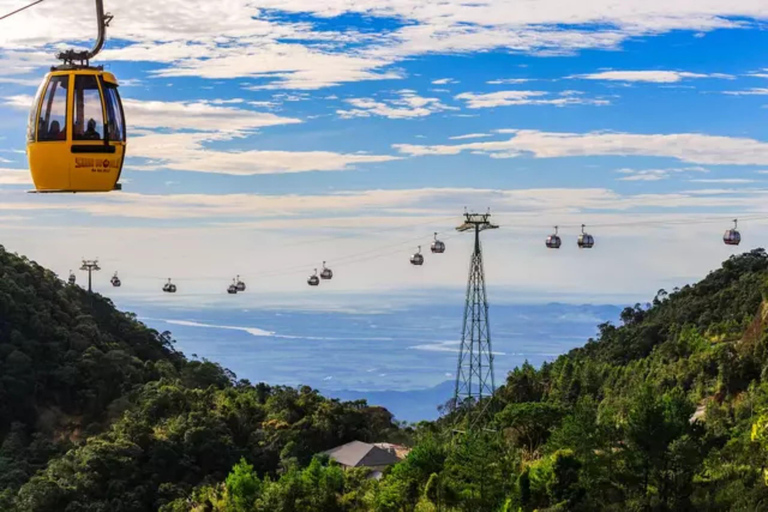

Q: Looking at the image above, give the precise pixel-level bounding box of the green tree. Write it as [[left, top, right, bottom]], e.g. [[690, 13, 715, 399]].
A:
[[225, 458, 261, 511], [496, 402, 565, 456]]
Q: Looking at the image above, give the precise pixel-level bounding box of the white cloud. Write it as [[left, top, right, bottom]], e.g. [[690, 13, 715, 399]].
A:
[[271, 93, 311, 102], [455, 90, 609, 108], [0, 76, 43, 87], [129, 132, 400, 175], [248, 100, 279, 109], [449, 133, 492, 140], [123, 98, 301, 132], [0, 50, 51, 75], [337, 90, 457, 119], [573, 70, 734, 83], [118, 78, 144, 87], [394, 129, 768, 165], [0, 168, 31, 185], [689, 178, 757, 183], [723, 88, 768, 95], [617, 167, 709, 181], [431, 78, 457, 85], [208, 99, 245, 105], [3, 95, 33, 109], [487, 78, 532, 85], [619, 170, 669, 181], [178, 43, 404, 90]]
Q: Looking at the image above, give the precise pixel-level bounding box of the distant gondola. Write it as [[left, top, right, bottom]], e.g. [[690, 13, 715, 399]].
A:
[[724, 219, 741, 246], [320, 261, 333, 280], [308, 269, 320, 286], [546, 226, 562, 249], [431, 233, 445, 254], [577, 224, 594, 249], [162, 279, 177, 293], [410, 246, 424, 266], [110, 271, 121, 287]]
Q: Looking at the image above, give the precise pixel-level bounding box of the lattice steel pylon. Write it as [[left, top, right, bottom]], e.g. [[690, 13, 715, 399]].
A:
[[79, 259, 101, 293], [454, 212, 498, 427]]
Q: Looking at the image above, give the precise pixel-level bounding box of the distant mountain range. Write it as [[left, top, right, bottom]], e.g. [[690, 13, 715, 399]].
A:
[[325, 380, 456, 423]]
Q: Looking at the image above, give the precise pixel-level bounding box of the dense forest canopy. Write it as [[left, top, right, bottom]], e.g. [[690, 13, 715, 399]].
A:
[[4, 245, 768, 510]]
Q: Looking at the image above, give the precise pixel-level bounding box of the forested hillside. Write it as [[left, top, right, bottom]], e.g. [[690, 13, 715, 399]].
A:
[[6, 245, 768, 511], [0, 246, 400, 511]]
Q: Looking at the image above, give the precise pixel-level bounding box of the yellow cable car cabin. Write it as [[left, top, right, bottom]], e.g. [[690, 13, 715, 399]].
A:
[[26, 68, 126, 192]]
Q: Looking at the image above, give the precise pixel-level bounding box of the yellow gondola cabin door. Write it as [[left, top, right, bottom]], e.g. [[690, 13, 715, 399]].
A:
[[69, 72, 124, 191]]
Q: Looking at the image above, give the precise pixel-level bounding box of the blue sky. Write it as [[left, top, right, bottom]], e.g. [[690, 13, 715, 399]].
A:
[[0, 0, 768, 307]]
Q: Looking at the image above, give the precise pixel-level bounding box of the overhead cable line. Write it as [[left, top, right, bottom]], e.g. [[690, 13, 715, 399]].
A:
[[106, 230, 461, 284], [0, 0, 44, 21], [263, 214, 458, 250], [493, 212, 768, 230]]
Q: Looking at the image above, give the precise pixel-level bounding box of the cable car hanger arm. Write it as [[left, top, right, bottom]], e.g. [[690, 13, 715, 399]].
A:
[[56, 0, 112, 65]]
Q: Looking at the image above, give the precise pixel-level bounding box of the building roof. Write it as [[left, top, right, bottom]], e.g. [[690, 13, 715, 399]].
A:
[[323, 440, 402, 468], [373, 442, 411, 460]]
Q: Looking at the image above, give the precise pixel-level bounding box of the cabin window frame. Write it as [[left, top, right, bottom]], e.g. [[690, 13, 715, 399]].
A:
[[35, 75, 70, 143]]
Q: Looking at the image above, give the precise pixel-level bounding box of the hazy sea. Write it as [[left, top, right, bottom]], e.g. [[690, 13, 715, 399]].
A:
[[120, 301, 620, 422]]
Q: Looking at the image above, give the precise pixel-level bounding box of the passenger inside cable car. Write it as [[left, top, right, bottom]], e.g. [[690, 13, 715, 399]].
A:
[[46, 121, 65, 141], [82, 118, 100, 140]]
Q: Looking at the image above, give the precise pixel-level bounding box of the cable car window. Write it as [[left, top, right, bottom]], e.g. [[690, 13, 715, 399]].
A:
[[73, 75, 104, 141], [102, 84, 125, 141], [27, 80, 47, 142], [37, 76, 69, 142]]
